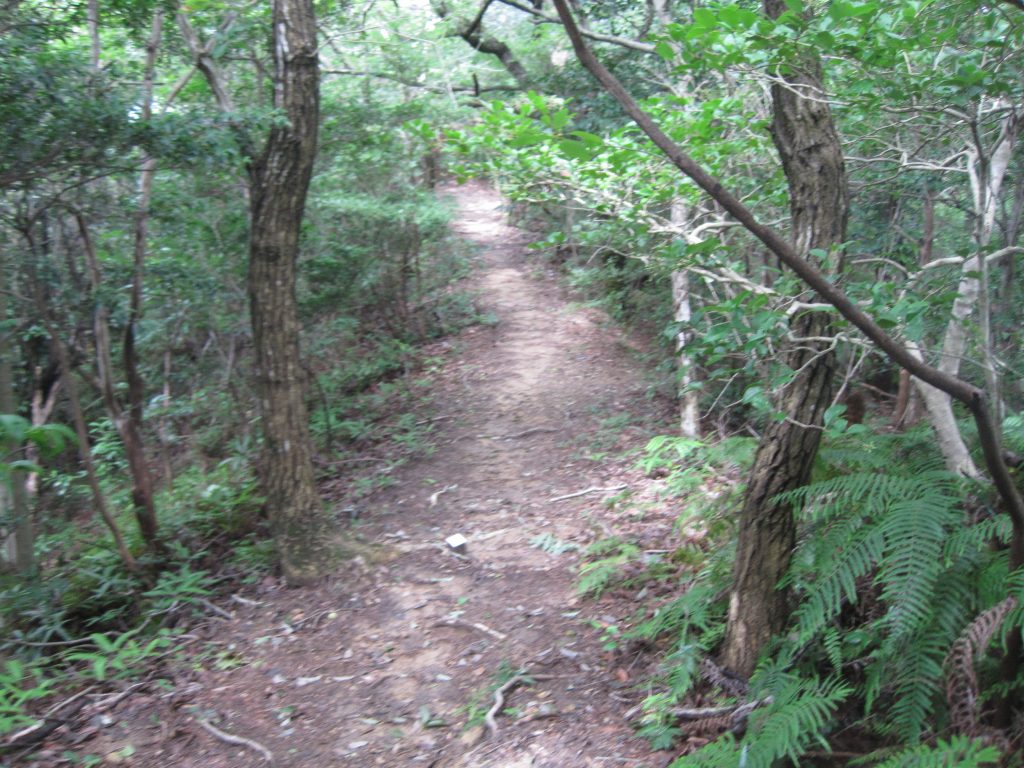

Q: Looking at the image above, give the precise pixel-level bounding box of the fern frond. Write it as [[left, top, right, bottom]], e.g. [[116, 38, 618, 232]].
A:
[[793, 518, 884, 641], [670, 734, 742, 768], [871, 735, 1001, 767], [878, 487, 961, 638], [944, 516, 1012, 561], [927, 562, 976, 645], [779, 471, 951, 525], [945, 597, 1018, 737], [742, 675, 851, 768], [633, 582, 722, 642], [822, 625, 842, 672], [882, 633, 946, 743]]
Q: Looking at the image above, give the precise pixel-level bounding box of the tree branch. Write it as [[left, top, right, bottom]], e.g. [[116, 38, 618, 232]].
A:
[[497, 0, 656, 54]]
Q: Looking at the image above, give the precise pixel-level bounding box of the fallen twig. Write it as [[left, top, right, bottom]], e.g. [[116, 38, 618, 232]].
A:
[[429, 484, 458, 507], [198, 598, 233, 620], [195, 716, 274, 764], [432, 618, 508, 641], [654, 696, 772, 734], [90, 681, 148, 712], [229, 594, 262, 607], [491, 426, 558, 440], [549, 484, 628, 502], [416, 414, 455, 426], [485, 674, 528, 737]]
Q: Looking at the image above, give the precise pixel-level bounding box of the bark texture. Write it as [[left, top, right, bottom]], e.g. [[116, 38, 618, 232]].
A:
[[721, 0, 848, 676], [248, 0, 337, 584]]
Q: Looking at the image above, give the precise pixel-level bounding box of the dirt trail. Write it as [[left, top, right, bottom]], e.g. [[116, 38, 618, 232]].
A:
[[83, 183, 677, 768]]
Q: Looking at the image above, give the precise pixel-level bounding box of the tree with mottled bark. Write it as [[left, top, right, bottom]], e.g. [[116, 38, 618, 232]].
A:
[[720, 0, 849, 676], [246, 0, 345, 584]]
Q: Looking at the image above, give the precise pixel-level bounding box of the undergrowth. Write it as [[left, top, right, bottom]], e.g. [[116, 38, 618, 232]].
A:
[[581, 418, 1024, 766]]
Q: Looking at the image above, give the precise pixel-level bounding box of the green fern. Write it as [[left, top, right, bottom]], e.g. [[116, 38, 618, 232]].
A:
[[744, 676, 850, 766], [577, 539, 640, 596], [671, 673, 850, 768], [878, 633, 945, 742], [944, 516, 1011, 561], [870, 735, 1001, 767], [669, 734, 741, 768], [633, 582, 723, 642], [1002, 413, 1024, 455], [791, 515, 885, 640], [878, 486, 960, 638]]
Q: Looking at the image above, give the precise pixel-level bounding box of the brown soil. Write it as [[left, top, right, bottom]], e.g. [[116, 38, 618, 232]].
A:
[[33, 182, 688, 768]]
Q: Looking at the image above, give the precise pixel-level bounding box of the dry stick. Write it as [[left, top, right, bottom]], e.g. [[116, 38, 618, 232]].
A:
[[230, 594, 262, 607], [433, 618, 508, 641], [429, 484, 458, 507], [198, 598, 233, 620], [548, 0, 1024, 570], [484, 674, 528, 737], [195, 717, 274, 764], [491, 426, 559, 440], [549, 484, 627, 502]]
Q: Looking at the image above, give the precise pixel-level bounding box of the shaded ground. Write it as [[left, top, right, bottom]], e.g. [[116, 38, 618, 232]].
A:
[[33, 182, 689, 767]]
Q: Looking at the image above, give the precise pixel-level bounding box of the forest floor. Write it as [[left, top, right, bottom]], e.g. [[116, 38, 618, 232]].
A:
[[50, 182, 692, 767]]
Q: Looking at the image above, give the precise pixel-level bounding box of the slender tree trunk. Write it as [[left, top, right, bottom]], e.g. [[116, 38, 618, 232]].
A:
[[248, 0, 341, 584], [121, 8, 164, 544], [721, 0, 848, 676], [0, 264, 33, 574], [76, 214, 159, 547], [670, 200, 700, 439], [913, 110, 1020, 476], [52, 332, 136, 571]]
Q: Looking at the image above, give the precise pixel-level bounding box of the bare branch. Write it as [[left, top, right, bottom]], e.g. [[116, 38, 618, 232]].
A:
[[496, 0, 656, 53]]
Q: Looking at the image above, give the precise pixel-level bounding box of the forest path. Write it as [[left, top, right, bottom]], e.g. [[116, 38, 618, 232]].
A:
[[102, 182, 678, 768]]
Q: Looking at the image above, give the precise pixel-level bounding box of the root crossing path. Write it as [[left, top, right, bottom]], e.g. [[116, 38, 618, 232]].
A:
[[109, 183, 677, 768]]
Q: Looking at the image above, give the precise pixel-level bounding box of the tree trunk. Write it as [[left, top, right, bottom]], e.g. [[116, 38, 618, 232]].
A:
[[670, 200, 700, 439], [76, 214, 159, 547], [721, 0, 848, 676], [912, 110, 1019, 477], [0, 265, 33, 575], [248, 0, 339, 584]]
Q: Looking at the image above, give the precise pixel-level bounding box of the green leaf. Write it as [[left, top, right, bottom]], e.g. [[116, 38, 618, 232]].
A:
[[559, 139, 593, 161], [692, 7, 716, 29], [719, 5, 758, 29], [655, 41, 675, 61], [508, 129, 547, 148], [0, 414, 29, 443], [571, 130, 602, 145], [548, 108, 571, 131]]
